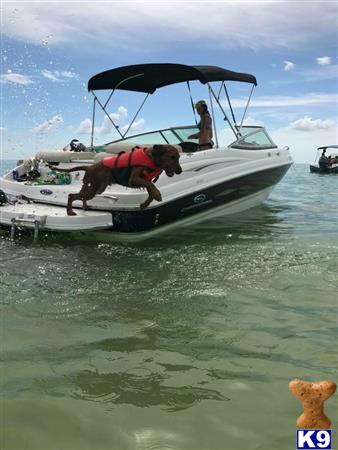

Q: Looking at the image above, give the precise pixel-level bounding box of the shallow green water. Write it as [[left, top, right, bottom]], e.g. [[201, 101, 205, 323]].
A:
[[1, 163, 337, 450]]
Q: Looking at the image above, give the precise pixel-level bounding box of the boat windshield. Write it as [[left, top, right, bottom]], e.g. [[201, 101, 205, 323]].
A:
[[101, 125, 276, 151], [105, 125, 200, 146], [230, 127, 277, 150]]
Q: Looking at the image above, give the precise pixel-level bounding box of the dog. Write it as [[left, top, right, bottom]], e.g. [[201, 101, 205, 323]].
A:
[[48, 144, 182, 216]]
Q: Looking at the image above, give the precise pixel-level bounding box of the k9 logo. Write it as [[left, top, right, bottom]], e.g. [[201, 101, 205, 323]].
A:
[[297, 430, 332, 449]]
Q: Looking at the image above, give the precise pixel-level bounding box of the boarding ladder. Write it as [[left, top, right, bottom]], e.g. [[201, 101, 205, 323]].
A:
[[10, 216, 46, 243]]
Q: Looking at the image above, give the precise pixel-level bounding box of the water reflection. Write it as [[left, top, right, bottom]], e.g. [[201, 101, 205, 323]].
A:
[[76, 202, 291, 247], [0, 201, 290, 247], [70, 368, 228, 411]]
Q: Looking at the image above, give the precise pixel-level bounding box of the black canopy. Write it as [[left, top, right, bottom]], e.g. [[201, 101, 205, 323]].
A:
[[317, 145, 338, 150], [88, 63, 257, 93]]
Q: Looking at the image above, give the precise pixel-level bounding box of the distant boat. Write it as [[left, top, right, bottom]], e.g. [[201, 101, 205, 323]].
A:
[[310, 145, 338, 174]]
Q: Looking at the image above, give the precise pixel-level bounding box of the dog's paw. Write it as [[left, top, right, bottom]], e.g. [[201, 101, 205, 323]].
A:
[[67, 210, 77, 216]]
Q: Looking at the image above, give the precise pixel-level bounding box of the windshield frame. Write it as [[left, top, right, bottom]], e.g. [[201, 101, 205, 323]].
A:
[[230, 127, 277, 150], [104, 125, 199, 146]]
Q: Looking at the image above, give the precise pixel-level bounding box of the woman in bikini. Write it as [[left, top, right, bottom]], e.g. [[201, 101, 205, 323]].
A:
[[188, 100, 214, 150]]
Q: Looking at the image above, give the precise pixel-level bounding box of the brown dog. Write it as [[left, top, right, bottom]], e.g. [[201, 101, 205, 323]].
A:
[[49, 144, 182, 215]]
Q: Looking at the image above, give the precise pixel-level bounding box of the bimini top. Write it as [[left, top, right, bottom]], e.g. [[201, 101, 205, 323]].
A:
[[317, 145, 338, 150], [88, 63, 257, 93]]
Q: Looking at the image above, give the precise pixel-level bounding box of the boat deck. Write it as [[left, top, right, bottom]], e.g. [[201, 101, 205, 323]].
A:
[[0, 201, 113, 232]]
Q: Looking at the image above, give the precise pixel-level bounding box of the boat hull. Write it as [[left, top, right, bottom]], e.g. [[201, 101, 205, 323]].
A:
[[86, 185, 275, 242], [310, 164, 338, 174], [0, 143, 293, 237], [107, 163, 291, 233], [0, 163, 291, 237]]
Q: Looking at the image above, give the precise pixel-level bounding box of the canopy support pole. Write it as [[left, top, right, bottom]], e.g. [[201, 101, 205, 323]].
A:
[[103, 73, 145, 111], [208, 85, 219, 149], [207, 83, 238, 139], [91, 91, 124, 139], [238, 84, 255, 134], [217, 81, 224, 100], [104, 89, 115, 109], [123, 93, 149, 138], [90, 95, 96, 147], [89, 73, 146, 143], [187, 81, 198, 125], [224, 84, 237, 126]]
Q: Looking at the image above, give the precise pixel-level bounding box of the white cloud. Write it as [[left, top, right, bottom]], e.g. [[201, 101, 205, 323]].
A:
[[283, 61, 295, 71], [76, 118, 92, 135], [32, 114, 63, 134], [289, 116, 336, 132], [110, 106, 128, 124], [228, 93, 338, 108], [41, 69, 78, 82], [2, 2, 337, 52], [60, 71, 78, 79], [271, 64, 338, 84], [41, 70, 60, 82], [96, 115, 114, 135], [122, 118, 145, 135], [0, 127, 8, 132], [241, 116, 264, 127], [316, 56, 331, 66], [76, 106, 130, 135], [0, 72, 33, 86]]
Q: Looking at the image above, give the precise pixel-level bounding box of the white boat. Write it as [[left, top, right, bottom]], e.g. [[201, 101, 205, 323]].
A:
[[0, 63, 293, 240]]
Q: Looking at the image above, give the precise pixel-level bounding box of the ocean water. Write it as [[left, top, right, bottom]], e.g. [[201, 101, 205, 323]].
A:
[[0, 161, 337, 450]]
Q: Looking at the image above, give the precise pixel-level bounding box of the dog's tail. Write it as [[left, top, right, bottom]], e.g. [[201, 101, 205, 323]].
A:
[[48, 164, 89, 173]]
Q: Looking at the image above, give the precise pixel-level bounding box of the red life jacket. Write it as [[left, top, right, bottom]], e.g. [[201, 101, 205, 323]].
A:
[[101, 147, 162, 186]]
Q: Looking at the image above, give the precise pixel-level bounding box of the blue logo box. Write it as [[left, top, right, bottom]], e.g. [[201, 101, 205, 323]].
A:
[[296, 429, 332, 449]]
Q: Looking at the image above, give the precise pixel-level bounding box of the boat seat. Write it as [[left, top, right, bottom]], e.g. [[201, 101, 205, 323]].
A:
[[94, 152, 112, 163], [36, 142, 186, 165], [103, 142, 139, 154], [36, 151, 96, 163]]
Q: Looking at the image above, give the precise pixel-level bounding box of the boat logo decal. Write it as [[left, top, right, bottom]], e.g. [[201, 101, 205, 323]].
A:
[[194, 194, 207, 203], [40, 189, 53, 195], [181, 199, 213, 212]]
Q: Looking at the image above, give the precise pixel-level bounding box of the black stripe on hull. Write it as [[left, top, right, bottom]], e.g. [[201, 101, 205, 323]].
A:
[[110, 164, 292, 233]]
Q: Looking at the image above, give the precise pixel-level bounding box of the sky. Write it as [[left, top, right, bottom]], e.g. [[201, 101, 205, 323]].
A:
[[1, 0, 337, 162]]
